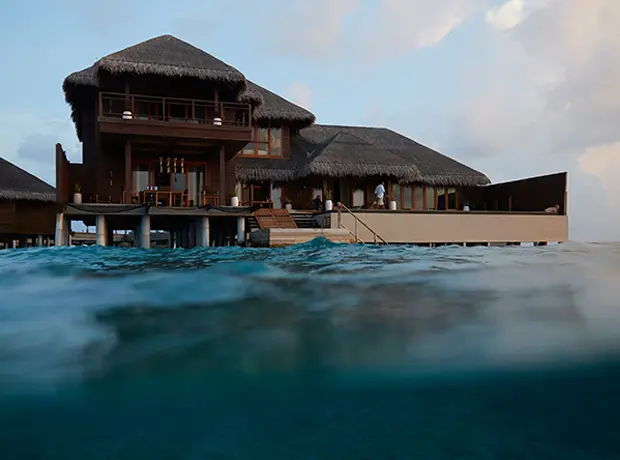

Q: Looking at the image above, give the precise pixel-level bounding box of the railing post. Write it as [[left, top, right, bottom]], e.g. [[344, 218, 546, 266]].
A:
[[337, 202, 342, 228], [355, 217, 358, 243]]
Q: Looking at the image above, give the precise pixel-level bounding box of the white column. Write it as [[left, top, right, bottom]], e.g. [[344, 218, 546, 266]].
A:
[[36, 235, 43, 247], [54, 213, 65, 247], [237, 217, 246, 245], [140, 214, 151, 249], [96, 215, 107, 246], [63, 216, 71, 246], [197, 217, 210, 247]]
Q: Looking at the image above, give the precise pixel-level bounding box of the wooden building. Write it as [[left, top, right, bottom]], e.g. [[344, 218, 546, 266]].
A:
[[56, 34, 568, 248], [0, 157, 57, 249]]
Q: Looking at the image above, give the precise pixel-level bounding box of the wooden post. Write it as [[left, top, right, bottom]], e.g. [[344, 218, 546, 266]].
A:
[[219, 146, 226, 203], [125, 140, 132, 204]]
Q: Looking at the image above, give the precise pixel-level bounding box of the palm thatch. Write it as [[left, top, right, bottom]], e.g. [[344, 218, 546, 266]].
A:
[[97, 35, 245, 84], [235, 124, 490, 187], [0, 158, 56, 202], [298, 131, 420, 181], [246, 81, 315, 130]]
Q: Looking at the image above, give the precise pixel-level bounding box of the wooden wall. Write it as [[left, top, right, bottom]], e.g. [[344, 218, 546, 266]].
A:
[[0, 200, 58, 236], [462, 172, 567, 214]]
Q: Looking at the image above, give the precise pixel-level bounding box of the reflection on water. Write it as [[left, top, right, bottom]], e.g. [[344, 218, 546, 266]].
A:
[[0, 241, 619, 459]]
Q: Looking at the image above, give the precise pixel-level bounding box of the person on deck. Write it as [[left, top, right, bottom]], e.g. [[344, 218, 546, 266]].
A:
[[375, 182, 386, 208], [545, 204, 560, 213], [313, 195, 323, 211]]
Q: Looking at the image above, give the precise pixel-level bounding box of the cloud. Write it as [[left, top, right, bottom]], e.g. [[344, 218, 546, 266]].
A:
[[285, 83, 312, 110], [450, 0, 620, 240], [0, 112, 79, 187], [269, 0, 358, 57]]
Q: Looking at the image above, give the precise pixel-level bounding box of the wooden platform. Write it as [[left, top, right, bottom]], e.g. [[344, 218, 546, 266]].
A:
[[253, 208, 297, 229], [250, 228, 352, 247]]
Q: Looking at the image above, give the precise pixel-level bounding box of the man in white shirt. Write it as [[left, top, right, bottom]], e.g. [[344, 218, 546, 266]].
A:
[[375, 182, 386, 208]]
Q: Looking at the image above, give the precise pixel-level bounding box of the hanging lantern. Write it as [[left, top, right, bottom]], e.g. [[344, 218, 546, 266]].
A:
[[181, 158, 185, 174], [166, 157, 171, 174], [159, 157, 163, 174]]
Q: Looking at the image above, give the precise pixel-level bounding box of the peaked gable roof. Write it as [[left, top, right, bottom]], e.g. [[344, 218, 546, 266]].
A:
[[65, 35, 245, 88], [0, 158, 56, 202], [246, 81, 315, 129]]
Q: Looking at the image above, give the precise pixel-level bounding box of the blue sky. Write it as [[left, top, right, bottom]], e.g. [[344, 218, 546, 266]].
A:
[[1, 0, 618, 241]]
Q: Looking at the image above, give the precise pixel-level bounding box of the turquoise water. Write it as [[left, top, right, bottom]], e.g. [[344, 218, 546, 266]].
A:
[[1, 240, 620, 459]]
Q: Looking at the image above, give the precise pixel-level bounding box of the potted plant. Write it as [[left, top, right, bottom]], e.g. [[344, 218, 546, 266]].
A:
[[230, 188, 239, 207], [324, 190, 333, 211], [73, 184, 83, 204], [284, 197, 293, 212]]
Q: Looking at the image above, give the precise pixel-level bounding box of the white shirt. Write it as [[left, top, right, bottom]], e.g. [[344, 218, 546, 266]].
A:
[[375, 184, 385, 198]]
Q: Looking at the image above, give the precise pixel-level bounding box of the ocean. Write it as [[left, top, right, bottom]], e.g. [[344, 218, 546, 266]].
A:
[[1, 240, 619, 459]]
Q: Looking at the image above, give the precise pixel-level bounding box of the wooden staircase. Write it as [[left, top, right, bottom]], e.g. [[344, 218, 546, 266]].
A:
[[253, 208, 297, 229]]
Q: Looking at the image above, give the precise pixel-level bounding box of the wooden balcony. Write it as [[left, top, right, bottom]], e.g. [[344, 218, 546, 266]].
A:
[[98, 92, 253, 142]]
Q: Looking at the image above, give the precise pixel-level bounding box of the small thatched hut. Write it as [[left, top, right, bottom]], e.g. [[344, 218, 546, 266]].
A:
[[0, 158, 57, 248]]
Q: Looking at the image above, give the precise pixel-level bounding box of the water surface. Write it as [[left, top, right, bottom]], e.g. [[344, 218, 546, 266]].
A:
[[1, 241, 619, 459]]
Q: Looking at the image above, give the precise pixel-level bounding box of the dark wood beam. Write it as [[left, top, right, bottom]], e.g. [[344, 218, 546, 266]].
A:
[[219, 145, 226, 202], [125, 140, 132, 204]]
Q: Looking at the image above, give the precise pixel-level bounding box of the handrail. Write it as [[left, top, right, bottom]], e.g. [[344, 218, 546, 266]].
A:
[[337, 203, 388, 245], [340, 223, 366, 245], [100, 91, 250, 107]]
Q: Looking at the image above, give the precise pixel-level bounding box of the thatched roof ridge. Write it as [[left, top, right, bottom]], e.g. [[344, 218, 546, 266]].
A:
[[96, 35, 246, 84], [246, 81, 316, 129], [0, 158, 56, 202]]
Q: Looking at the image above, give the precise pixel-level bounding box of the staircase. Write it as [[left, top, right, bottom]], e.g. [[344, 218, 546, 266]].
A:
[[253, 208, 297, 229], [291, 213, 319, 229]]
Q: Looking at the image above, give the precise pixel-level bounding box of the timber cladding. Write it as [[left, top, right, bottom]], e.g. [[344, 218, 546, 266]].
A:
[[0, 200, 58, 235]]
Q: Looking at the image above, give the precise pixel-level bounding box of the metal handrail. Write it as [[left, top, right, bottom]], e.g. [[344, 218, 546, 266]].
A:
[[336, 203, 388, 245]]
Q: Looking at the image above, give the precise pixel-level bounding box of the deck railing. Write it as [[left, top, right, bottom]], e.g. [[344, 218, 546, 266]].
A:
[[337, 202, 387, 245], [99, 92, 252, 128]]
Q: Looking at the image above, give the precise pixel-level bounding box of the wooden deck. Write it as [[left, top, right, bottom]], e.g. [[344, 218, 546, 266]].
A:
[[253, 208, 297, 229], [250, 228, 352, 247]]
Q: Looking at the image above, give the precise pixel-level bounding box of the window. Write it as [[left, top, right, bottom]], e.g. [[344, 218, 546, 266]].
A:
[[437, 188, 446, 210], [424, 187, 435, 210], [447, 188, 457, 209], [414, 187, 424, 209], [132, 165, 149, 192], [403, 185, 412, 209], [391, 183, 401, 209], [242, 123, 283, 157]]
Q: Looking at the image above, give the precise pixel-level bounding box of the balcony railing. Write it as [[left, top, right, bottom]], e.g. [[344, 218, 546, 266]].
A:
[[98, 92, 252, 128]]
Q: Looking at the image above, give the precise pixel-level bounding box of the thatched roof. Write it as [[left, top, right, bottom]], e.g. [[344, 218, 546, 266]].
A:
[[246, 81, 316, 130], [235, 125, 491, 187], [63, 35, 316, 139], [0, 158, 56, 202]]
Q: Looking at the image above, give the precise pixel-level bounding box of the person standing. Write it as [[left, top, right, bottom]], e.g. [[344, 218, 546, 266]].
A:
[[375, 181, 386, 208]]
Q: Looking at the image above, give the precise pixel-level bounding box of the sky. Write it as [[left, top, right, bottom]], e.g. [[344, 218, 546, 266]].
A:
[[0, 0, 618, 241]]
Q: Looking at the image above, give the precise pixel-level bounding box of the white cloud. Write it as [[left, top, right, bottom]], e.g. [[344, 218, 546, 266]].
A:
[[485, 0, 525, 30], [285, 83, 312, 110], [453, 0, 620, 240]]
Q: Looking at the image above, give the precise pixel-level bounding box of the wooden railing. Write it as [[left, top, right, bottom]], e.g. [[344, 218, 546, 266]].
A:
[[337, 202, 387, 245], [99, 92, 252, 128]]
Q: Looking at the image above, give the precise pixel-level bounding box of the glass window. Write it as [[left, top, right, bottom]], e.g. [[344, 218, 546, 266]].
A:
[[172, 172, 186, 192], [391, 183, 401, 209], [269, 128, 282, 156], [353, 189, 364, 207], [132, 165, 149, 192], [257, 127, 269, 143], [447, 188, 456, 210], [243, 127, 256, 155], [188, 166, 204, 207], [424, 187, 434, 210], [403, 185, 412, 209], [414, 186, 423, 209], [437, 188, 446, 210]]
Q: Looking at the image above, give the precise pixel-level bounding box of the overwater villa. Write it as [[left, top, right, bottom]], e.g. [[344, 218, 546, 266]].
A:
[[55, 34, 568, 247], [0, 157, 57, 248]]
